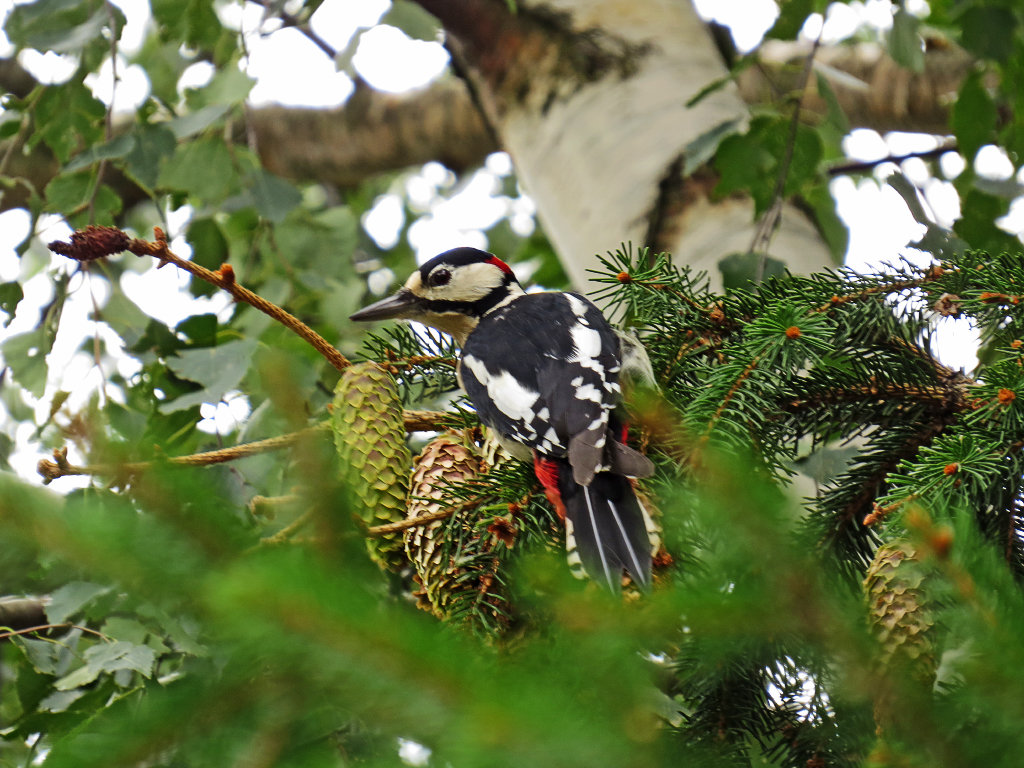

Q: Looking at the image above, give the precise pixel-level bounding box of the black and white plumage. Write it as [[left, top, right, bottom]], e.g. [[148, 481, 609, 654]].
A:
[[350, 247, 656, 589]]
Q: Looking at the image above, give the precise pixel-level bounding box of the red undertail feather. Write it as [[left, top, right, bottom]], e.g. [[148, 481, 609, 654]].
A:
[[533, 454, 567, 520]]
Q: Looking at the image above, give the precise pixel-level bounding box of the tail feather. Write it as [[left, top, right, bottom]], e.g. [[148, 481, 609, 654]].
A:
[[559, 466, 653, 590]]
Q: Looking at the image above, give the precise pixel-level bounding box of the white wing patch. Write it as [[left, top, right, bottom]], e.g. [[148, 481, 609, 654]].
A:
[[574, 383, 603, 402], [563, 295, 607, 376], [462, 354, 540, 427]]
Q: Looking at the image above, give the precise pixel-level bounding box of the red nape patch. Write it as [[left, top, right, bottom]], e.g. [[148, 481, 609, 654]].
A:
[[533, 454, 567, 520], [486, 255, 514, 275]]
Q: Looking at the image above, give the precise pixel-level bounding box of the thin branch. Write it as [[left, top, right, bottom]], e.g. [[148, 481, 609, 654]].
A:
[[782, 382, 964, 414], [85, 1, 120, 224], [813, 270, 947, 314], [0, 623, 112, 642], [826, 143, 958, 177], [749, 30, 823, 274], [48, 226, 352, 372], [37, 410, 454, 483], [251, 0, 338, 60], [365, 497, 481, 537], [258, 510, 314, 546]]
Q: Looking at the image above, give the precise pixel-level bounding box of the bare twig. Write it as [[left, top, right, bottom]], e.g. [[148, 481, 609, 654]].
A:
[[37, 410, 454, 483], [826, 142, 958, 177], [0, 623, 112, 642], [48, 226, 352, 372], [365, 499, 480, 537], [258, 510, 314, 546], [749, 30, 823, 276], [251, 0, 338, 59]]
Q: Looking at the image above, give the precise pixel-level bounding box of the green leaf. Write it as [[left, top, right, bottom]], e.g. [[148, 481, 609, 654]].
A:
[[379, 0, 439, 41], [124, 124, 177, 189], [33, 82, 106, 163], [53, 661, 102, 691], [0, 280, 24, 326], [176, 314, 219, 347], [161, 338, 259, 413], [150, 0, 222, 50], [959, 5, 1018, 63], [186, 64, 254, 107], [158, 136, 238, 203], [766, 0, 814, 40], [954, 188, 1020, 254], [803, 183, 848, 262], [165, 104, 232, 139], [64, 134, 137, 173], [101, 283, 152, 349], [887, 171, 929, 224], [45, 171, 122, 225], [44, 170, 93, 213], [134, 38, 189, 105], [273, 206, 358, 277], [85, 640, 156, 677], [814, 71, 849, 136], [714, 117, 823, 215], [714, 128, 774, 211], [185, 217, 229, 297], [951, 71, 997, 162], [782, 124, 824, 197], [244, 169, 302, 223], [6, 0, 123, 55], [889, 8, 925, 73], [718, 251, 787, 290], [46, 582, 113, 624], [683, 118, 744, 176], [2, 329, 49, 397]]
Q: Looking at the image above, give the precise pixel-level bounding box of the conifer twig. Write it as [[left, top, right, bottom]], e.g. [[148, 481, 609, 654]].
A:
[[700, 355, 761, 442], [814, 269, 948, 313]]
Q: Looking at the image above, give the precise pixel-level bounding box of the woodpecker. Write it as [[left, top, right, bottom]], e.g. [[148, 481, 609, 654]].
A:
[[350, 247, 655, 589]]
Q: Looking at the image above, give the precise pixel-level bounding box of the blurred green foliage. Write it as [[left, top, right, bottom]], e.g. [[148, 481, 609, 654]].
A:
[[5, 0, 1024, 766]]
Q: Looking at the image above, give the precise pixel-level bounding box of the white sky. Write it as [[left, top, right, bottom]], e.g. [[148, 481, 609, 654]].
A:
[[0, 0, 1020, 484]]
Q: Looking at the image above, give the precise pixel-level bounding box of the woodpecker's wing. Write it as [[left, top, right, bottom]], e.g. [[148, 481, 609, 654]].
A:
[[460, 292, 621, 482]]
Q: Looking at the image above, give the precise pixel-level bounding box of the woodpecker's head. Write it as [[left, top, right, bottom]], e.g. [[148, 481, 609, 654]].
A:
[[350, 247, 524, 344]]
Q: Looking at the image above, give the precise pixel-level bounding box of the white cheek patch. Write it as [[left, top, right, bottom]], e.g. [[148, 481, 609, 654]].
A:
[[463, 355, 540, 427], [426, 261, 506, 302]]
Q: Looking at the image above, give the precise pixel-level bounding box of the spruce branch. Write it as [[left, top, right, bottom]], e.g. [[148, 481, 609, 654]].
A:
[[48, 226, 352, 373]]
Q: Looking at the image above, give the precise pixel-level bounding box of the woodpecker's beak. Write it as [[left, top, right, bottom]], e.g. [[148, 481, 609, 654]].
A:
[[349, 288, 423, 322]]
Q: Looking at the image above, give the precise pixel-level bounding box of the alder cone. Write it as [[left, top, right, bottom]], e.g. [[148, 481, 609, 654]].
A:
[[405, 435, 480, 618], [332, 362, 411, 570]]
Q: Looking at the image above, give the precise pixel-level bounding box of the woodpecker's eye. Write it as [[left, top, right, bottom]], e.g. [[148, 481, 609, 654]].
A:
[[428, 268, 452, 287]]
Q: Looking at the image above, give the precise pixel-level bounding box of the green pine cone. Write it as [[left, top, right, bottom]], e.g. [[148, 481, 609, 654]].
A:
[[405, 435, 480, 619], [863, 540, 935, 676], [332, 363, 411, 570]]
